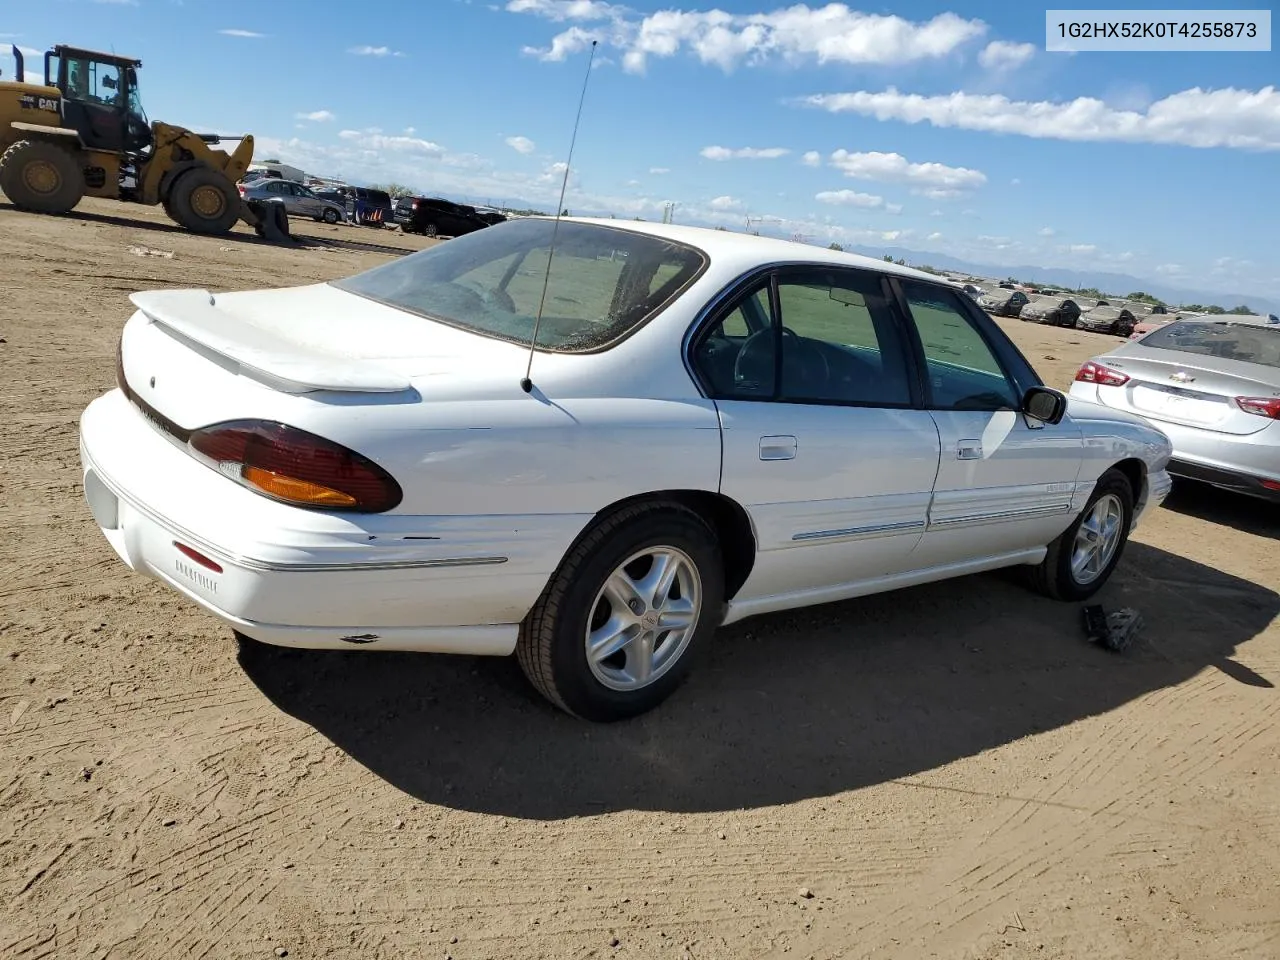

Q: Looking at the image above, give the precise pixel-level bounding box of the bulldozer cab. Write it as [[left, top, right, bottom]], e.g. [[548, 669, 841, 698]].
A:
[[50, 45, 151, 154]]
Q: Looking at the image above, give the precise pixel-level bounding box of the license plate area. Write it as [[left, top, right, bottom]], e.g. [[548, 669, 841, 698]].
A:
[[1130, 384, 1227, 425]]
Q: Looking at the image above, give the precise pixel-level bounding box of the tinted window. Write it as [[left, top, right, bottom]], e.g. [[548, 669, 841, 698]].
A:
[[901, 281, 1021, 410], [1141, 321, 1280, 368], [333, 219, 706, 352], [692, 270, 913, 406], [774, 272, 912, 404], [693, 284, 773, 396]]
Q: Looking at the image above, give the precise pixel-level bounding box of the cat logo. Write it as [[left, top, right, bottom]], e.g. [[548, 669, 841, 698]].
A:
[[18, 93, 61, 113]]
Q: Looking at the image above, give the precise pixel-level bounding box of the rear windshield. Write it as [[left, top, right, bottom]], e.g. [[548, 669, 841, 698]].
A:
[[1141, 321, 1280, 368], [332, 218, 708, 352]]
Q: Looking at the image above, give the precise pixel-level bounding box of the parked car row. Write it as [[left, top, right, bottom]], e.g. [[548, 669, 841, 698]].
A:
[[975, 287, 1172, 338], [393, 195, 507, 237], [236, 170, 509, 238]]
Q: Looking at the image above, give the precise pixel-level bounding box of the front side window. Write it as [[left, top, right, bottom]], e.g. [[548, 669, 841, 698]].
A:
[[333, 219, 707, 352], [900, 281, 1022, 410], [691, 269, 913, 406]]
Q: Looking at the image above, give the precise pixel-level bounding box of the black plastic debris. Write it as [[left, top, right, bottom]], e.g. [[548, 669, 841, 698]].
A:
[[1082, 604, 1144, 653]]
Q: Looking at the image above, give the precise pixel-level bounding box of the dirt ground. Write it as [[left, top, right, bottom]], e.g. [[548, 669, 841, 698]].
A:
[[2, 197, 1278, 960]]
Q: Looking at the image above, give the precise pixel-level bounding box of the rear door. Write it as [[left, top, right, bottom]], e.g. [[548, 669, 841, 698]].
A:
[[895, 279, 1086, 566], [693, 266, 942, 603]]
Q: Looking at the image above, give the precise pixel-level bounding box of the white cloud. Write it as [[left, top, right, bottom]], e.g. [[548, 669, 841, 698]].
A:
[[1115, 251, 1135, 262], [348, 45, 408, 57], [1038, 226, 1055, 236], [709, 195, 743, 211], [404, 127, 416, 135], [507, 0, 623, 21], [802, 85, 1280, 151], [927, 231, 943, 240], [649, 167, 670, 174], [977, 40, 1035, 71], [511, 2, 987, 73], [219, 29, 265, 38], [1155, 263, 1184, 274], [505, 135, 537, 154], [801, 150, 822, 167], [295, 110, 335, 122], [701, 145, 790, 160], [1068, 243, 1097, 255], [1010, 178, 1021, 185], [827, 150, 986, 195], [929, 209, 943, 217], [337, 129, 446, 157], [815, 189, 889, 209]]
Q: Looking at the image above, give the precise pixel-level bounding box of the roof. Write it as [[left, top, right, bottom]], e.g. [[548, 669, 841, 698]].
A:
[[1176, 314, 1280, 328], [563, 216, 943, 283], [53, 45, 141, 67]]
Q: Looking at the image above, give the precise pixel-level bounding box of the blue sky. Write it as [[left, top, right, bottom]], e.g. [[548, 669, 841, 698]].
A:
[[3, 0, 1277, 300]]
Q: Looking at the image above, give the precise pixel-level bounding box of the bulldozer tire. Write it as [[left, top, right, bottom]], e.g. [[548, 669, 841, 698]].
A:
[[0, 140, 85, 214], [167, 167, 240, 235]]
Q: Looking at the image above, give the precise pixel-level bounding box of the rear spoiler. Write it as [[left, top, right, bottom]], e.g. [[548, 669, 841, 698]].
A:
[[128, 288, 413, 394]]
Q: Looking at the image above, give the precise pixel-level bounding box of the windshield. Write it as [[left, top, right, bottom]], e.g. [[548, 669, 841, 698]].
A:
[[332, 219, 708, 352], [1141, 321, 1280, 368], [126, 67, 146, 122]]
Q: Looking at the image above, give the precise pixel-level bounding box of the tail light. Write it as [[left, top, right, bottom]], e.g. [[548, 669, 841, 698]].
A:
[[1235, 396, 1280, 420], [237, 184, 246, 197], [1074, 361, 1130, 387], [187, 420, 402, 513]]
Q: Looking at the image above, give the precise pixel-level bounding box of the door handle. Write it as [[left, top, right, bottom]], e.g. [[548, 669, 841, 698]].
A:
[[957, 440, 982, 460], [760, 435, 797, 461]]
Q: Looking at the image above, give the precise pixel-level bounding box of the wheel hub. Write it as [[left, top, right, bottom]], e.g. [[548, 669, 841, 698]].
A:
[[585, 546, 702, 692], [23, 160, 59, 195], [1070, 493, 1124, 585], [190, 185, 226, 218]]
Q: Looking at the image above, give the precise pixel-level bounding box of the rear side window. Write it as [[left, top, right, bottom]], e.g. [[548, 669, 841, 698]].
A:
[[1141, 321, 1280, 368]]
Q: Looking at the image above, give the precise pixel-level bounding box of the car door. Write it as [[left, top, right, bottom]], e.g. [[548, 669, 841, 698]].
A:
[[893, 279, 1086, 566], [293, 185, 322, 217], [691, 266, 943, 604]]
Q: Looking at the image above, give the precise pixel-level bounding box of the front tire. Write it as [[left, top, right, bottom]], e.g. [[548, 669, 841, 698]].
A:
[[517, 502, 724, 721], [322, 207, 340, 224], [0, 139, 85, 213], [167, 167, 241, 235], [1028, 468, 1134, 601]]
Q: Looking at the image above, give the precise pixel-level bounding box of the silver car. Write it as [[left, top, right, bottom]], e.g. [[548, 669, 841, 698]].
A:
[[239, 178, 345, 224], [1069, 315, 1280, 502]]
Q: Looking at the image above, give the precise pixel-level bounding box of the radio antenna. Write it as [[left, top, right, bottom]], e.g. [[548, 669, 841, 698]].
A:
[[520, 39, 598, 394]]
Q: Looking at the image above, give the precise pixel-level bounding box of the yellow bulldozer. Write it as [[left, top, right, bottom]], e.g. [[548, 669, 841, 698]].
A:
[[0, 44, 285, 238]]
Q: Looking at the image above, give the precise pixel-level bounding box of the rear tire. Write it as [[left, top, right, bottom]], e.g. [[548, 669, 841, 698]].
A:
[[0, 139, 85, 213], [1027, 468, 1135, 602], [517, 502, 724, 722], [167, 167, 240, 235]]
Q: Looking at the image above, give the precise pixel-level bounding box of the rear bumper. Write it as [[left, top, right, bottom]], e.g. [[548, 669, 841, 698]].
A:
[[75, 389, 578, 654], [1168, 458, 1280, 503]]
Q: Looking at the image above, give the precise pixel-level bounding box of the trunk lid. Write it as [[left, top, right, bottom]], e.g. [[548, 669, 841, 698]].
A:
[[1093, 346, 1280, 436], [119, 283, 532, 433]]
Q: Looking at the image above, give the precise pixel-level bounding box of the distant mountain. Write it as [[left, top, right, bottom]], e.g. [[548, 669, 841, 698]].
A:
[[847, 244, 1278, 315]]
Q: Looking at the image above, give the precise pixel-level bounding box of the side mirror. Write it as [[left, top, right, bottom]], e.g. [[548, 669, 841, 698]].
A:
[[1023, 385, 1067, 425]]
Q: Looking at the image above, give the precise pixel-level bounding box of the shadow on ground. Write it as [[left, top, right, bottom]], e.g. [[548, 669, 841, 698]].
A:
[[1163, 478, 1280, 539], [239, 542, 1277, 819]]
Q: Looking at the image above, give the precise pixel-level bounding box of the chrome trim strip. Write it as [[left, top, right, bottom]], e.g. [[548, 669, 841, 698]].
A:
[[792, 519, 925, 542], [927, 501, 1072, 530], [81, 441, 510, 574]]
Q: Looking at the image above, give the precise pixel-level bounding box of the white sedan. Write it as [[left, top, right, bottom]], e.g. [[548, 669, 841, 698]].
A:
[[79, 218, 1174, 721]]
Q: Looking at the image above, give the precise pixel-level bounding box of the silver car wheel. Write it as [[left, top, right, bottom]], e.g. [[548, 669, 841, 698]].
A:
[[1070, 493, 1125, 585], [585, 546, 702, 692]]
